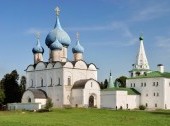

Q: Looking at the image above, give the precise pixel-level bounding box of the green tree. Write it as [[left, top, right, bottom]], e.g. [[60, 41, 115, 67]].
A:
[[0, 88, 5, 104], [115, 76, 127, 87], [19, 76, 26, 95], [104, 79, 108, 89], [99, 82, 104, 89], [1, 70, 22, 104]]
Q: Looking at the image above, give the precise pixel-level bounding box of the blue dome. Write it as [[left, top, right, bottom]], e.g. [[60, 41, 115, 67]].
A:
[[45, 30, 56, 47], [32, 39, 44, 54], [49, 39, 63, 50], [72, 40, 84, 53], [45, 15, 71, 48]]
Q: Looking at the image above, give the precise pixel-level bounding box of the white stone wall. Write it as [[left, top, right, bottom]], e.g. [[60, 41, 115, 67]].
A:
[[126, 77, 165, 109], [71, 89, 83, 107], [101, 91, 116, 108], [8, 103, 41, 110], [101, 91, 139, 109], [164, 78, 170, 109]]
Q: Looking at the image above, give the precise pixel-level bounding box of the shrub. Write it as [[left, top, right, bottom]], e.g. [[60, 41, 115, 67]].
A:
[[37, 108, 49, 113], [45, 98, 53, 110], [139, 105, 146, 110]]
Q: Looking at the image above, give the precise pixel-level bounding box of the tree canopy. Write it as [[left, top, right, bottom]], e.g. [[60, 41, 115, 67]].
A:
[[0, 70, 24, 104], [115, 76, 127, 87]]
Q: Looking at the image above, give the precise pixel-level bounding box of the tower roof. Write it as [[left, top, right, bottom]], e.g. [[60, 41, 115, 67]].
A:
[[134, 35, 149, 70], [45, 6, 71, 48], [72, 32, 84, 53], [32, 33, 44, 54]]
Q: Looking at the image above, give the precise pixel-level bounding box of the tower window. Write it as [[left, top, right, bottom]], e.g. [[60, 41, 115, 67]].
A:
[[141, 83, 143, 87], [146, 103, 148, 107], [31, 79, 33, 87], [68, 77, 71, 86], [156, 82, 159, 86], [155, 103, 157, 107], [131, 83, 132, 87], [51, 78, 53, 86], [144, 83, 146, 87], [91, 82, 93, 87], [41, 78, 43, 87], [153, 82, 155, 86], [58, 78, 60, 85], [153, 92, 155, 96], [133, 83, 135, 87]]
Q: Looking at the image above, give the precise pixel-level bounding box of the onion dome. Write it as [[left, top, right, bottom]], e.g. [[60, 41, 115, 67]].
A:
[[45, 30, 56, 47], [72, 32, 84, 53], [32, 33, 44, 54], [45, 6, 71, 48], [49, 39, 63, 50]]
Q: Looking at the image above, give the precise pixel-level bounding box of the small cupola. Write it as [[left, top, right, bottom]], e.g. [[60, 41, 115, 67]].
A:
[[32, 33, 44, 64], [72, 33, 84, 61]]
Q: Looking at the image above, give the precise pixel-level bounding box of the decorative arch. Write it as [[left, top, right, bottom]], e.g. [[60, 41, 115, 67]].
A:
[[64, 61, 73, 68], [26, 65, 35, 71], [88, 63, 97, 70], [46, 63, 54, 69], [35, 62, 46, 70], [74, 60, 87, 69]]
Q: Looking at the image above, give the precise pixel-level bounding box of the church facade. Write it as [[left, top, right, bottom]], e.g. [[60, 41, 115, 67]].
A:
[[21, 7, 101, 109]]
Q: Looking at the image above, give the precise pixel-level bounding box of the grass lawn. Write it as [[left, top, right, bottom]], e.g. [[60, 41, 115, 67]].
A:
[[0, 108, 170, 126]]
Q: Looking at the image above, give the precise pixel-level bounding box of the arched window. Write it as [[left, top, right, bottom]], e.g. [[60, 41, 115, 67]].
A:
[[58, 78, 60, 85], [51, 78, 53, 86], [41, 78, 43, 87], [68, 76, 71, 85], [31, 79, 33, 87]]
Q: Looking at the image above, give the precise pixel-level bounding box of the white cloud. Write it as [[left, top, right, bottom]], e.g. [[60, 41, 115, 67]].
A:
[[156, 36, 170, 48], [131, 4, 170, 22], [25, 28, 49, 35]]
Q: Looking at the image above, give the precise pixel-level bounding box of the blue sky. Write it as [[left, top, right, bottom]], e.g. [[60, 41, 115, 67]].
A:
[[0, 0, 170, 82]]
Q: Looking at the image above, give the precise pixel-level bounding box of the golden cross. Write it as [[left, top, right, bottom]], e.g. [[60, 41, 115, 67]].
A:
[[55, 6, 60, 16]]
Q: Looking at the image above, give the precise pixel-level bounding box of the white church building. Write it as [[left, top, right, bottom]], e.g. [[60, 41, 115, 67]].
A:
[[21, 7, 101, 109], [126, 35, 170, 109], [101, 35, 170, 110]]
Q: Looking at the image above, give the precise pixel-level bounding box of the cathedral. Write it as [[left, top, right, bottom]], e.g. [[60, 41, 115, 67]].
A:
[[7, 6, 170, 110], [21, 7, 101, 109]]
